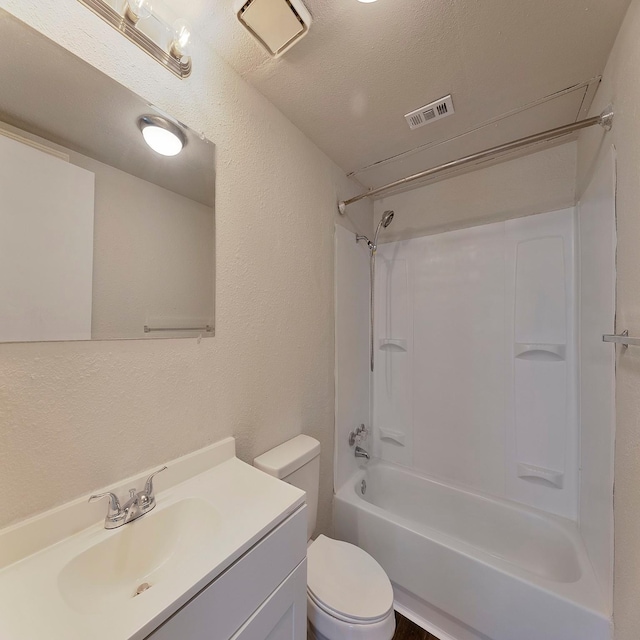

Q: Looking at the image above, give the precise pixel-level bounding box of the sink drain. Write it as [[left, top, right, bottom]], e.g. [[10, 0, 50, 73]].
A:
[[360, 479, 367, 495], [134, 582, 152, 597]]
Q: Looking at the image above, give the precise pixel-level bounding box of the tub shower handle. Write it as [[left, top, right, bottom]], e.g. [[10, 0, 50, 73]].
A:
[[348, 424, 369, 447]]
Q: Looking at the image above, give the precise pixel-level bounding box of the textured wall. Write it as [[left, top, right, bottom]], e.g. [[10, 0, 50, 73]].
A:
[[0, 1, 372, 532], [577, 1, 640, 636], [374, 142, 577, 242]]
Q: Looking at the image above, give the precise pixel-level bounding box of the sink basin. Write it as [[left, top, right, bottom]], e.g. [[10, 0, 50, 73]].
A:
[[58, 498, 221, 614]]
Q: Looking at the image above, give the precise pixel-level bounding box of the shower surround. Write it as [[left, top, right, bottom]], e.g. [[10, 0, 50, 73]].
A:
[[334, 198, 615, 640], [371, 209, 577, 519]]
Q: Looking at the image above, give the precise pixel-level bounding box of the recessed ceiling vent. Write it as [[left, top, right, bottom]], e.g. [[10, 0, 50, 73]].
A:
[[404, 95, 455, 130], [236, 0, 312, 58]]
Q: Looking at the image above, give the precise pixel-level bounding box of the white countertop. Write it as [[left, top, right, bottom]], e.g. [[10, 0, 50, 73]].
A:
[[0, 438, 305, 640]]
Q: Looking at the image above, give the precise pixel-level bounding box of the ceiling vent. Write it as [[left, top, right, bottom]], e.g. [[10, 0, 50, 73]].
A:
[[237, 0, 312, 58], [404, 95, 455, 130]]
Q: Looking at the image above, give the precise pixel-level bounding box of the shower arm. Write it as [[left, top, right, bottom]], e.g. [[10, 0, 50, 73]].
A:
[[356, 234, 375, 251]]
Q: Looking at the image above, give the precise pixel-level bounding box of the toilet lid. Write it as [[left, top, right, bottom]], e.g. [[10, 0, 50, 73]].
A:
[[307, 535, 394, 623]]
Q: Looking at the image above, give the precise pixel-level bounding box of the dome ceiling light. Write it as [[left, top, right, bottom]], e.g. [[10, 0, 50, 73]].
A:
[[138, 115, 187, 157]]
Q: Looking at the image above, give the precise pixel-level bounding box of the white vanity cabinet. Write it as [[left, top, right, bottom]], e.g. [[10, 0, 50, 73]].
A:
[[146, 505, 308, 640]]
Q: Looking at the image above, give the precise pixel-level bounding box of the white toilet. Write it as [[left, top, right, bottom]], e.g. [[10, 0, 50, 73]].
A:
[[254, 435, 396, 640]]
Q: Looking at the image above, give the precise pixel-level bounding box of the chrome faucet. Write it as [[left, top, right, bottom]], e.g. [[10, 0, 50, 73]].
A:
[[89, 466, 167, 529], [355, 446, 370, 460], [350, 424, 371, 460]]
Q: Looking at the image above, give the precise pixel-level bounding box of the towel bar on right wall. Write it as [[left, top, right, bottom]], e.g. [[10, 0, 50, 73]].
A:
[[603, 330, 640, 346]]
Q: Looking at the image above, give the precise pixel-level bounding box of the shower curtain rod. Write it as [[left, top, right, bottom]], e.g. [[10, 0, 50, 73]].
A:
[[337, 109, 614, 213]]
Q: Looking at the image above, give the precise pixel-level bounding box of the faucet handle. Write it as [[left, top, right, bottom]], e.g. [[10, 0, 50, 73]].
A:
[[139, 466, 167, 510], [144, 466, 167, 494], [348, 424, 369, 447], [89, 492, 122, 517]]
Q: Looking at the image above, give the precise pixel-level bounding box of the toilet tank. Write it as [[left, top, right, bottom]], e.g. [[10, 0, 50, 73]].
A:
[[254, 435, 320, 540]]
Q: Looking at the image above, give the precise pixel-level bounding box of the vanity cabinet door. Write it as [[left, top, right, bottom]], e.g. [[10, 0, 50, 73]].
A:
[[231, 561, 307, 640]]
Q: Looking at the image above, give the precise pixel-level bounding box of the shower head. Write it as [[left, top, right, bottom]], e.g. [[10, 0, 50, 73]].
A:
[[372, 210, 395, 249], [356, 210, 395, 255]]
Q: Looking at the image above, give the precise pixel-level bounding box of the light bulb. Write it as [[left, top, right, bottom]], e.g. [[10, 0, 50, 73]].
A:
[[125, 0, 153, 23], [170, 19, 192, 59], [138, 116, 186, 157]]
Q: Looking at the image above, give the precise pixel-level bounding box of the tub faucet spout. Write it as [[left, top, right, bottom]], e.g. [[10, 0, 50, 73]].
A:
[[355, 446, 370, 460]]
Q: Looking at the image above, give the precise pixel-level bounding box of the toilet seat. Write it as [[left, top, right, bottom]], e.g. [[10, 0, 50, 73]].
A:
[[307, 535, 394, 624], [307, 593, 396, 640]]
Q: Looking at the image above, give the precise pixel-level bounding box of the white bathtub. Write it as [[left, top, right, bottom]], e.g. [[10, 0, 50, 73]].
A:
[[333, 461, 611, 640]]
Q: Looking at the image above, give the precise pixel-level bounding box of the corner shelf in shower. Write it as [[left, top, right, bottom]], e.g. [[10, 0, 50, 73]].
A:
[[378, 427, 406, 446], [514, 343, 565, 361], [379, 338, 407, 352], [517, 462, 564, 489]]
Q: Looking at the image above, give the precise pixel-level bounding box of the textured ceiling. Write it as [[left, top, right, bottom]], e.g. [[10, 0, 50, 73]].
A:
[[172, 0, 630, 189]]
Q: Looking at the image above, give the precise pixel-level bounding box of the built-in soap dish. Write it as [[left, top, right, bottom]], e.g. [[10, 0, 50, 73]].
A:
[[517, 463, 564, 489], [379, 338, 407, 352], [378, 428, 405, 446], [514, 343, 565, 361]]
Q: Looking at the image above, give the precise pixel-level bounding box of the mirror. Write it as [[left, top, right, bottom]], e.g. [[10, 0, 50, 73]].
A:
[[0, 11, 215, 342]]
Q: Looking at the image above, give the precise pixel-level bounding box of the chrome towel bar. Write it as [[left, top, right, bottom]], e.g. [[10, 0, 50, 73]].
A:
[[602, 330, 640, 347], [144, 325, 213, 333]]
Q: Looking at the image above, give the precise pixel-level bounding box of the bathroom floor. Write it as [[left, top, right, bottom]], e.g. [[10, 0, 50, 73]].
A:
[[394, 612, 439, 640]]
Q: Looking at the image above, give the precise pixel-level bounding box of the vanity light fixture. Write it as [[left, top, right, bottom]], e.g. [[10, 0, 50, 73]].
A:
[[170, 19, 193, 59], [124, 0, 153, 24], [138, 115, 186, 156], [77, 0, 193, 78]]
